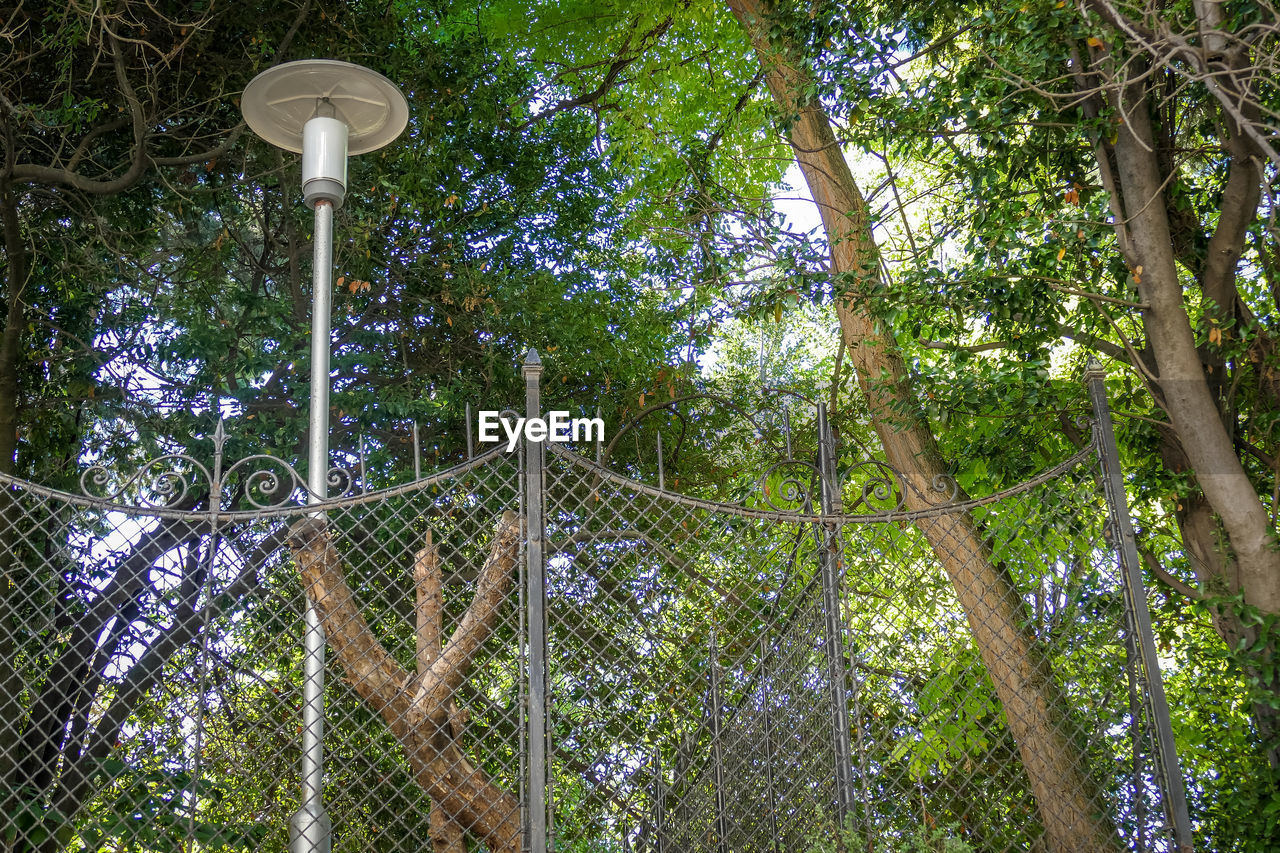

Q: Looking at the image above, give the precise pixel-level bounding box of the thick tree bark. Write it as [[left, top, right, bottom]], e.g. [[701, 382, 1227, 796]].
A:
[[287, 512, 522, 853], [416, 532, 470, 852], [1155, 414, 1280, 768], [428, 802, 467, 853], [726, 3, 1119, 850]]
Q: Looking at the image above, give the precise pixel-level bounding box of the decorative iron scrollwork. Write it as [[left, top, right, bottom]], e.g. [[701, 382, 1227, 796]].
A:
[[756, 457, 960, 515], [837, 459, 903, 513], [758, 459, 821, 512], [78, 420, 358, 510], [841, 462, 960, 513], [80, 454, 212, 509]]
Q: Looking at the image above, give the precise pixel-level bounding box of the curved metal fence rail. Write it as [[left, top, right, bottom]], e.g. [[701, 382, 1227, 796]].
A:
[[0, 359, 1190, 853]]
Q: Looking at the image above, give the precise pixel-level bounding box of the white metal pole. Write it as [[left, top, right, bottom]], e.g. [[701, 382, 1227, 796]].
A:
[[307, 198, 335, 507], [290, 197, 334, 853]]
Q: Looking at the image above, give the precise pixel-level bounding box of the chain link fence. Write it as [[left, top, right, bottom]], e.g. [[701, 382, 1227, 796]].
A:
[[540, 440, 1173, 853], [0, 360, 1190, 853]]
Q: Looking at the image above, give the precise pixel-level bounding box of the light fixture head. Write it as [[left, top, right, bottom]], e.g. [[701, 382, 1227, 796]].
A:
[[241, 59, 408, 154], [241, 60, 408, 208]]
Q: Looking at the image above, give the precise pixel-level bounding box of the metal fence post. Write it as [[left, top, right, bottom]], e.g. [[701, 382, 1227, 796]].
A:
[[816, 403, 857, 836], [524, 350, 548, 853], [1084, 357, 1194, 852], [759, 635, 781, 853], [709, 628, 729, 853], [652, 751, 667, 853]]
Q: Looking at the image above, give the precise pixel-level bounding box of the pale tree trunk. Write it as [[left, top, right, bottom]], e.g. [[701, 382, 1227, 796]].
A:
[[726, 3, 1120, 850], [1086, 19, 1280, 764], [1106, 68, 1280, 614], [287, 512, 523, 853]]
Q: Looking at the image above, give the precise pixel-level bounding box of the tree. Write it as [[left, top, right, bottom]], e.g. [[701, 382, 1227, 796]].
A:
[[0, 2, 299, 838], [795, 0, 1280, 827], [472, 1, 1123, 847], [725, 3, 1119, 849], [471, 0, 1280, 842], [289, 513, 523, 852], [1046, 0, 1280, 771], [7, 0, 1278, 849]]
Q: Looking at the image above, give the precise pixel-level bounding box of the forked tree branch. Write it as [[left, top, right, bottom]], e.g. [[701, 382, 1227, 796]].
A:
[[288, 511, 523, 853], [417, 511, 520, 703]]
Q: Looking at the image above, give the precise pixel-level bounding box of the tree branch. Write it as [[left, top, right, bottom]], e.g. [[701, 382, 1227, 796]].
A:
[[1140, 545, 1203, 601], [421, 511, 520, 700], [10, 32, 151, 194], [287, 518, 411, 712], [415, 529, 444, 675], [521, 15, 673, 127]]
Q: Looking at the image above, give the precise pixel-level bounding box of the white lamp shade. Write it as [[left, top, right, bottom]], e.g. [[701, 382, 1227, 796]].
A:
[[241, 59, 408, 155]]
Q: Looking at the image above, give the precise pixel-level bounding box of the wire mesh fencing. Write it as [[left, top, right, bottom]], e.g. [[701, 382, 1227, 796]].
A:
[[0, 443, 525, 853], [538, 439, 1177, 853], [0, 361, 1190, 853]]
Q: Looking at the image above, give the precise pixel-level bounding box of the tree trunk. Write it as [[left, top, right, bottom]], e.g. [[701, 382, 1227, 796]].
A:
[[428, 803, 467, 853], [0, 180, 29, 846], [287, 513, 523, 853], [1076, 0, 1280, 773], [1096, 46, 1280, 768], [726, 3, 1120, 850], [1106, 68, 1280, 616]]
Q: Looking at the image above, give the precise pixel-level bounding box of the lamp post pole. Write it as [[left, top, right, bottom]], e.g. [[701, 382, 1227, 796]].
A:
[[307, 196, 335, 511], [241, 60, 408, 853], [296, 193, 334, 853]]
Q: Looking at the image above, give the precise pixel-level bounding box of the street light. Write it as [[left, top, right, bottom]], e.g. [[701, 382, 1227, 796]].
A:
[[241, 59, 408, 853]]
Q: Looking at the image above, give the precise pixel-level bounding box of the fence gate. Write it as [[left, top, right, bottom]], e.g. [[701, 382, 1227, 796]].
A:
[[0, 355, 1191, 853]]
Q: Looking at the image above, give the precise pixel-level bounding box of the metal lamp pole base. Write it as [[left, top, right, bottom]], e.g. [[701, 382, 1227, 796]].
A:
[[289, 801, 332, 853]]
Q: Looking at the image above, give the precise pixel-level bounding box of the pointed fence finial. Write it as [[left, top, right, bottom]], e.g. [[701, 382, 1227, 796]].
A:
[[465, 402, 475, 460], [212, 417, 227, 495]]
